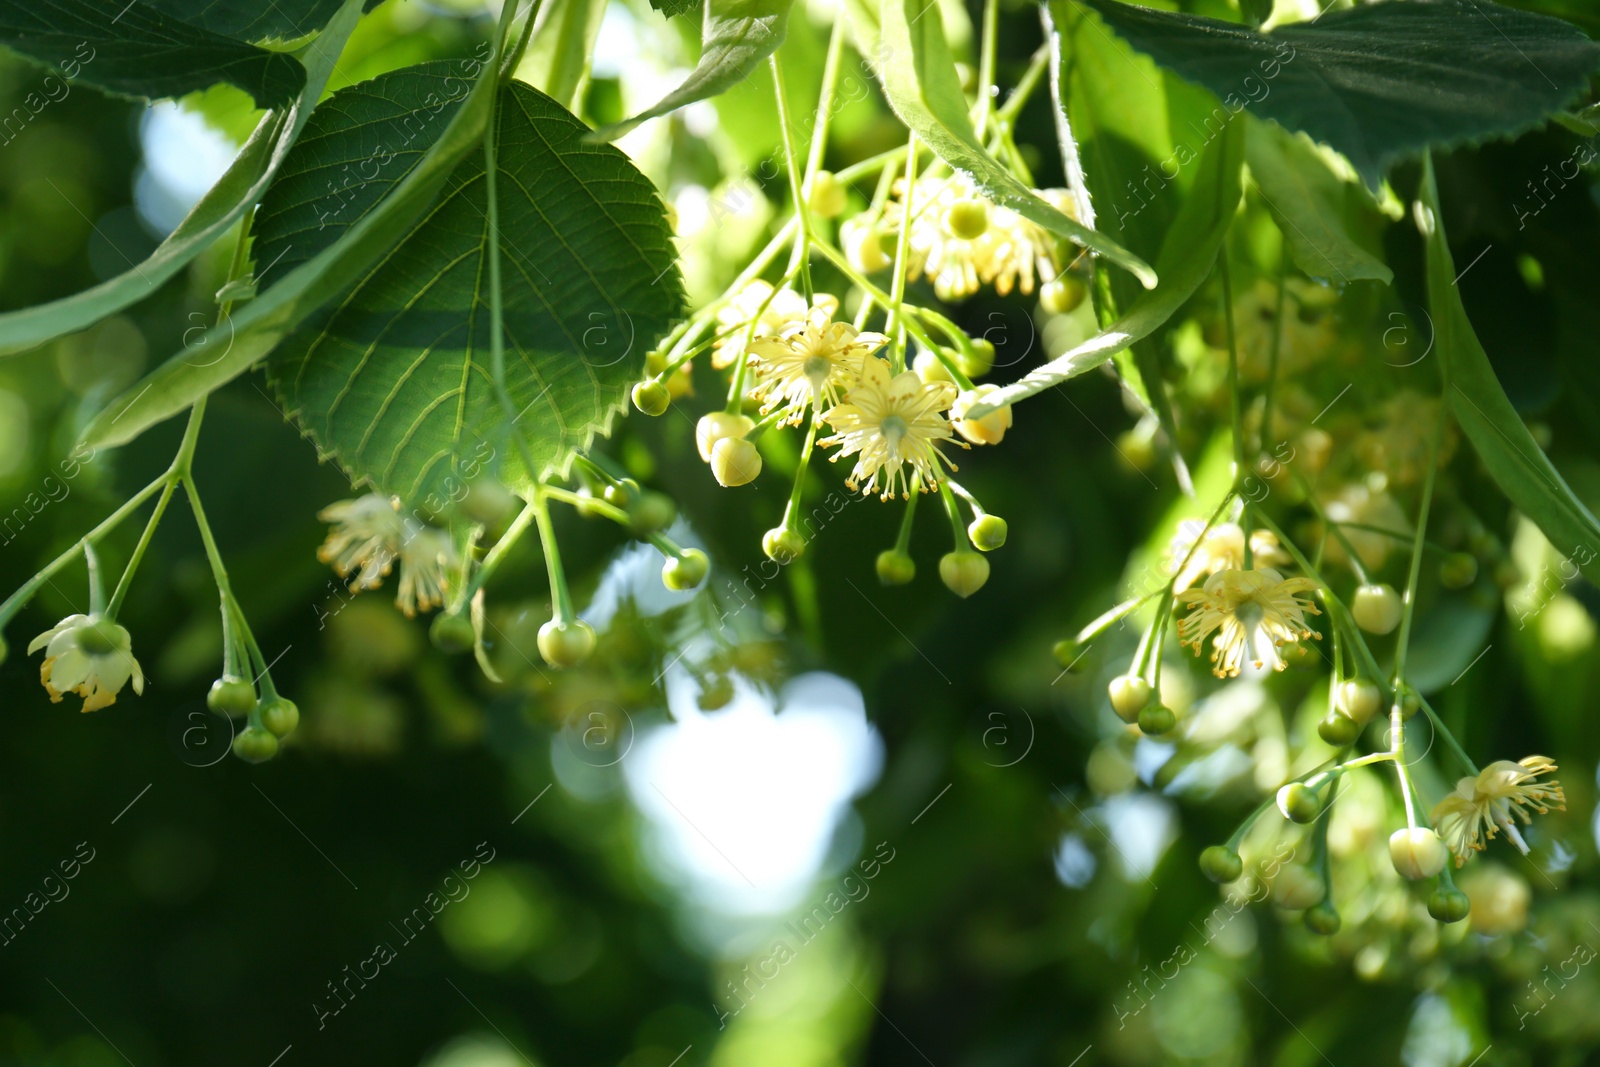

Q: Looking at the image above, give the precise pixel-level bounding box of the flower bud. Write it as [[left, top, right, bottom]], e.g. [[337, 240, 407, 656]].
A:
[[603, 477, 640, 508], [429, 613, 476, 654], [632, 379, 671, 416], [939, 550, 990, 598], [232, 726, 279, 764], [710, 437, 762, 487], [259, 696, 300, 738], [1428, 886, 1471, 924], [1388, 827, 1447, 880], [912, 349, 955, 384], [696, 412, 754, 463], [843, 218, 890, 273], [1352, 583, 1403, 634], [1461, 865, 1530, 934], [807, 170, 847, 219], [627, 491, 677, 537], [1336, 679, 1381, 724], [956, 338, 995, 379], [662, 548, 709, 591], [1051, 639, 1083, 670], [1439, 552, 1478, 589], [967, 514, 1008, 552], [1138, 703, 1176, 735], [1317, 710, 1362, 747], [763, 526, 806, 563], [1107, 675, 1151, 723], [1199, 845, 1243, 884], [207, 677, 257, 716], [537, 619, 596, 668], [876, 549, 915, 586], [1272, 865, 1326, 910], [952, 386, 1012, 446], [1277, 782, 1322, 823], [461, 480, 518, 528], [1039, 275, 1087, 316], [943, 198, 989, 240], [1304, 900, 1341, 936]]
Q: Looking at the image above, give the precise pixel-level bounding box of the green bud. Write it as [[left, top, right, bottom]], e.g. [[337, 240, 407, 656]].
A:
[[1317, 710, 1363, 747], [232, 726, 279, 764], [939, 550, 990, 598], [663, 548, 709, 591], [763, 527, 806, 564], [207, 677, 257, 716], [876, 549, 916, 586], [943, 198, 989, 240], [711, 437, 762, 487], [1277, 782, 1322, 823], [1352, 583, 1403, 635], [603, 477, 640, 508], [967, 514, 1008, 552], [957, 338, 995, 379], [1428, 886, 1471, 924], [1039, 275, 1087, 316], [1335, 679, 1382, 724], [537, 619, 597, 668], [1051, 639, 1082, 670], [259, 697, 300, 738], [1304, 900, 1342, 936], [627, 492, 677, 537], [1199, 845, 1243, 884], [1272, 865, 1326, 910], [1107, 675, 1151, 723], [1138, 703, 1176, 735], [1389, 827, 1446, 880], [807, 170, 847, 219], [1439, 552, 1478, 589], [430, 613, 476, 654], [631, 379, 671, 416], [460, 480, 518, 528]]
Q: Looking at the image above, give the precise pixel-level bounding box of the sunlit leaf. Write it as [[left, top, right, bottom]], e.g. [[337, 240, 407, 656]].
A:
[[1420, 152, 1600, 585], [1081, 0, 1600, 187], [143, 0, 366, 43], [519, 0, 608, 109]]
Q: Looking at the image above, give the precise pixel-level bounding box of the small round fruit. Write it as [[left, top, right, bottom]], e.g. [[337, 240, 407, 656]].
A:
[[1138, 703, 1177, 735], [1428, 886, 1471, 924], [1336, 678, 1382, 724], [1439, 552, 1479, 589], [913, 349, 955, 384], [1040, 275, 1087, 316], [696, 412, 755, 462], [1352, 583, 1403, 634], [537, 619, 597, 668], [603, 477, 640, 508], [1199, 845, 1243, 884], [429, 613, 476, 654], [1389, 827, 1447, 880], [232, 726, 279, 764], [1107, 675, 1151, 723], [943, 197, 989, 240], [461, 480, 518, 528], [939, 550, 990, 598], [1304, 900, 1342, 936], [876, 550, 915, 586], [957, 338, 995, 379], [710, 437, 762, 487], [631, 379, 671, 416], [1317, 710, 1362, 747], [627, 492, 677, 537], [763, 526, 806, 563], [1272, 865, 1326, 910], [843, 219, 890, 273], [208, 677, 257, 716], [1051, 639, 1083, 670], [968, 514, 1008, 552], [259, 697, 300, 738], [663, 548, 709, 591], [1277, 782, 1322, 823], [807, 170, 847, 219]]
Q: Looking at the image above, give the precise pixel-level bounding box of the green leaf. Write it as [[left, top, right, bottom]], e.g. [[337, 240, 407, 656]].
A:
[[143, 0, 357, 43], [520, 0, 609, 109], [1081, 0, 1600, 187], [1243, 117, 1391, 285], [83, 46, 509, 450], [649, 0, 702, 17], [266, 80, 683, 500], [1420, 152, 1600, 585], [0, 0, 306, 107], [872, 0, 1156, 289], [967, 119, 1243, 419], [0, 0, 366, 359], [589, 0, 794, 142]]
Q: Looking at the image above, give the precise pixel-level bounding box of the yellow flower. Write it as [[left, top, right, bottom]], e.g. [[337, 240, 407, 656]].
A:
[[318, 494, 457, 617], [950, 385, 1013, 446], [28, 614, 144, 712], [1166, 521, 1290, 593], [1431, 757, 1566, 866], [748, 318, 888, 422], [712, 281, 837, 370], [883, 178, 1068, 301], [1176, 568, 1322, 677], [819, 357, 962, 499]]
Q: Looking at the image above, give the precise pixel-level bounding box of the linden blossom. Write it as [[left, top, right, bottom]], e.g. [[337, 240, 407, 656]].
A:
[[715, 841, 897, 1030], [311, 841, 496, 1030]]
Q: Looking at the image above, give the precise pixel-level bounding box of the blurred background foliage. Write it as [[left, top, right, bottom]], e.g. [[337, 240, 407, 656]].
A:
[[0, 0, 1598, 1064]]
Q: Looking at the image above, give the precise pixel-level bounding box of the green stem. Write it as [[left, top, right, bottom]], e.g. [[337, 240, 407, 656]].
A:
[[886, 134, 920, 371], [771, 54, 814, 302], [974, 0, 1000, 137], [104, 480, 177, 618], [531, 488, 574, 622], [937, 480, 966, 545], [779, 412, 822, 529], [458, 498, 538, 609], [1393, 409, 1446, 686], [892, 482, 919, 553], [812, 241, 960, 385], [1218, 255, 1250, 566], [482, 90, 538, 481], [996, 45, 1050, 125], [1415, 692, 1481, 778], [804, 19, 847, 183]]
